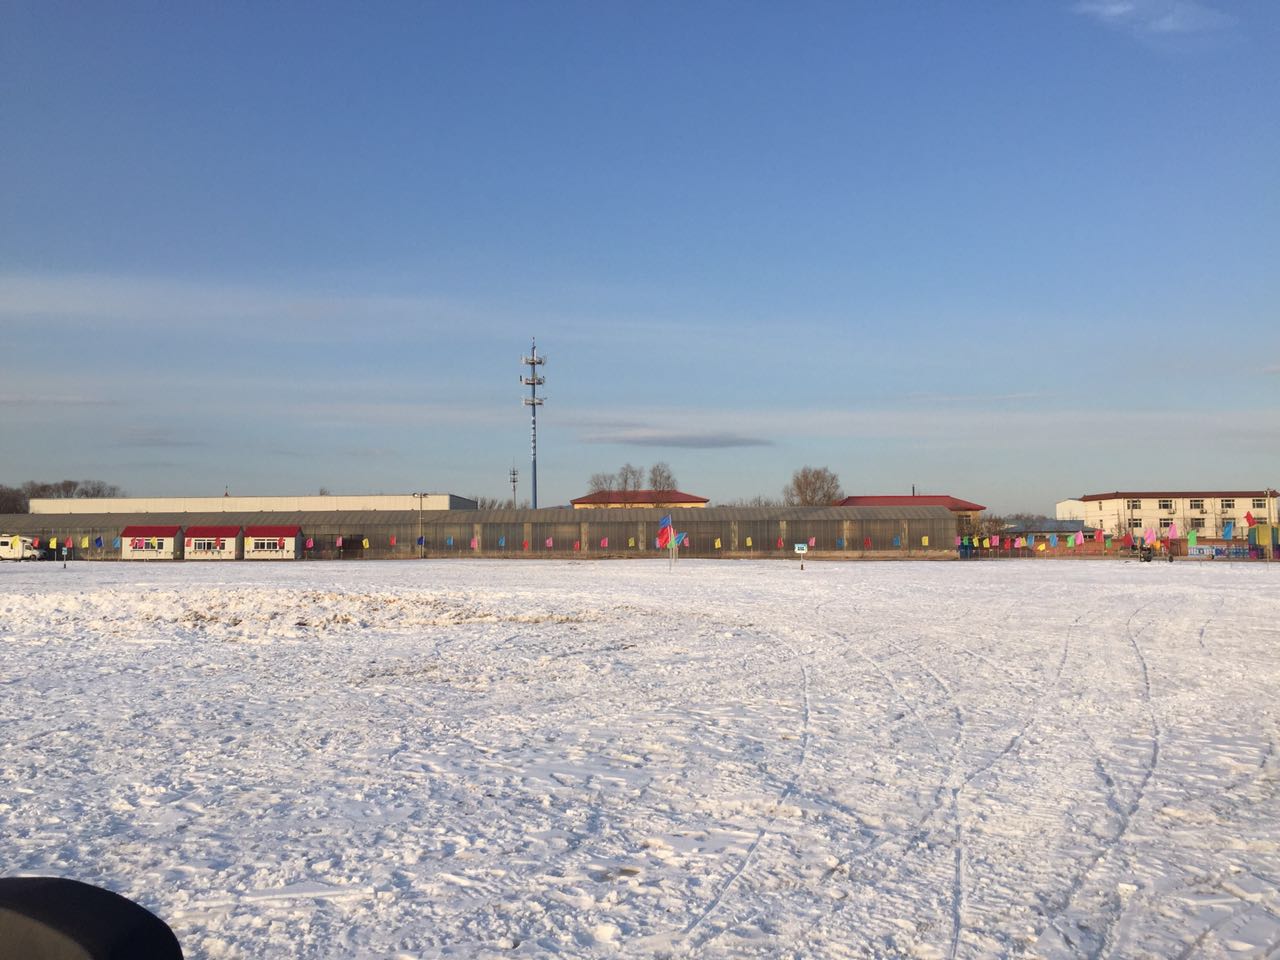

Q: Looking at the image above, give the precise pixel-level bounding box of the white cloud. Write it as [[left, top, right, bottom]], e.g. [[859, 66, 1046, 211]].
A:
[[1073, 0, 1235, 36]]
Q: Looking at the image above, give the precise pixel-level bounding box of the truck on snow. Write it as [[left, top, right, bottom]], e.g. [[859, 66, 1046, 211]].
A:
[[0, 535, 42, 560]]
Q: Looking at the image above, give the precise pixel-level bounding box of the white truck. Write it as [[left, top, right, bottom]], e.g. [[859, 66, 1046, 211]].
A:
[[0, 535, 41, 560]]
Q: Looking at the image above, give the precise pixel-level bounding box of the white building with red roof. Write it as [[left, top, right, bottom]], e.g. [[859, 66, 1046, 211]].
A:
[[244, 525, 303, 560], [569, 489, 710, 510], [184, 525, 243, 560], [120, 525, 183, 560]]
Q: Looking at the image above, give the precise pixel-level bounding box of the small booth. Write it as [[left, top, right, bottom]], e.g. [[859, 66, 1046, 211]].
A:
[[244, 525, 302, 560], [120, 525, 183, 561], [184, 525, 243, 560]]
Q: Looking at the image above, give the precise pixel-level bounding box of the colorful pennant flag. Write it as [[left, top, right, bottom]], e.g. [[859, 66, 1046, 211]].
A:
[[714, 538, 721, 549], [216, 538, 224, 550], [628, 536, 635, 548], [390, 535, 397, 546], [893, 536, 901, 547], [418, 535, 426, 546], [362, 537, 370, 549], [808, 536, 816, 547], [336, 536, 344, 547], [149, 537, 157, 548], [545, 537, 553, 548], [675, 532, 687, 546], [278, 536, 286, 549], [1188, 530, 1198, 547], [921, 536, 929, 547], [306, 537, 314, 549], [992, 535, 1000, 547], [657, 514, 674, 549], [955, 536, 962, 547], [864, 536, 872, 549], [982, 537, 990, 548], [446, 536, 454, 547], [94, 536, 103, 548], [1223, 521, 1234, 539], [600, 537, 608, 548], [1122, 532, 1133, 547], [1094, 529, 1103, 543], [1037, 542, 1046, 552], [522, 539, 530, 550], [1049, 534, 1058, 548], [1168, 523, 1177, 539], [1245, 511, 1256, 527], [185, 537, 193, 548], [836, 537, 845, 548], [1105, 536, 1112, 549], [777, 537, 784, 549], [744, 536, 752, 548], [112, 536, 120, 548], [573, 540, 580, 551], [471, 537, 479, 550]]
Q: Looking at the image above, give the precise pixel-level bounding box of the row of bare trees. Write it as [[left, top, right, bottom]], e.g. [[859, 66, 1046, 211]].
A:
[[0, 479, 125, 514], [582, 464, 844, 507], [587, 462, 679, 493]]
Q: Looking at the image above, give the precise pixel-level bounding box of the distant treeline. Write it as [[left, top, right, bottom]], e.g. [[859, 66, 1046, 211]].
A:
[[0, 480, 125, 514]]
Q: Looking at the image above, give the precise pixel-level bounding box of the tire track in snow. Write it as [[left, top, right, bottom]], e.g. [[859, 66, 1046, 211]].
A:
[[1039, 601, 1165, 957], [680, 635, 813, 952]]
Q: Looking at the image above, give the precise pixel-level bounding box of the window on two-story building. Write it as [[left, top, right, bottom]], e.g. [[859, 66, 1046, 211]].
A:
[[1190, 498, 1205, 511], [1160, 518, 1173, 529], [1158, 498, 1174, 510], [1126, 499, 1142, 510], [1221, 499, 1235, 510], [1253, 498, 1267, 510], [1130, 518, 1143, 529], [1191, 518, 1206, 529]]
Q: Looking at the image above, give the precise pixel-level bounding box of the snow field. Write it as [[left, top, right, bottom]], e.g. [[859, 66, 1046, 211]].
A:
[[1, 559, 1278, 957]]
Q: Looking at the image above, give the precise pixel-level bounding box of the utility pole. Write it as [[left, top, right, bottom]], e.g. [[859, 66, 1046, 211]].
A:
[[509, 465, 519, 508], [520, 340, 546, 509]]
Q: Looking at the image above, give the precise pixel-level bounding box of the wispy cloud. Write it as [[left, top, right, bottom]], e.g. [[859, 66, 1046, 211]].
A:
[[1073, 0, 1235, 36], [580, 428, 773, 449], [117, 428, 205, 449]]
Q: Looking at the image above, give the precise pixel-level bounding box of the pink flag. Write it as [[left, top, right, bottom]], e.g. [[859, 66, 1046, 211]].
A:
[[336, 536, 344, 548], [278, 536, 285, 549], [992, 535, 1000, 547], [808, 536, 816, 547], [305, 537, 314, 549], [776, 537, 784, 549], [1168, 523, 1177, 539], [545, 537, 553, 548], [955, 536, 961, 547], [390, 534, 397, 546], [573, 540, 581, 551], [600, 537, 608, 548], [470, 537, 478, 549], [185, 537, 193, 547], [1094, 529, 1103, 542]]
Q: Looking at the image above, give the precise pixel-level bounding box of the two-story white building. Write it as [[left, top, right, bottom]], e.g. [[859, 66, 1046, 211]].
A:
[[1057, 491, 1278, 539]]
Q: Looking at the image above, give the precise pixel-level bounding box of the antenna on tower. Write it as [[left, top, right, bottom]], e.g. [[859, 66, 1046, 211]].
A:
[[509, 464, 519, 508], [520, 339, 546, 509]]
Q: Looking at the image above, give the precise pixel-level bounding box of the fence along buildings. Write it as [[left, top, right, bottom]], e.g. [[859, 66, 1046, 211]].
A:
[[1057, 490, 1279, 539]]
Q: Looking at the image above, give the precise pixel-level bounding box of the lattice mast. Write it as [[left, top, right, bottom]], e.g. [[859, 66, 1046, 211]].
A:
[[520, 340, 546, 509]]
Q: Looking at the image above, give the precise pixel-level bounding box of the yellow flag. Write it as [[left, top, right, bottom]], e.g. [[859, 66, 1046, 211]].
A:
[[921, 536, 929, 547], [80, 536, 89, 548], [362, 537, 370, 549], [150, 537, 157, 548], [745, 536, 753, 547], [628, 536, 635, 547], [51, 536, 59, 548], [714, 538, 722, 549], [1037, 542, 1046, 551], [982, 537, 990, 548]]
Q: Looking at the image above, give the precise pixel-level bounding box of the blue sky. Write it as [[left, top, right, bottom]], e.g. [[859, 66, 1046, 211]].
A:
[[3, 0, 1277, 512]]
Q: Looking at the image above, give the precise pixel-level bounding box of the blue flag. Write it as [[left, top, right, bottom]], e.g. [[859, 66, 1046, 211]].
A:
[[112, 536, 121, 548], [416, 535, 425, 545], [1050, 534, 1059, 547], [892, 536, 901, 547], [836, 538, 845, 548], [446, 536, 454, 547], [498, 536, 506, 547], [94, 536, 103, 548], [1223, 520, 1234, 539]]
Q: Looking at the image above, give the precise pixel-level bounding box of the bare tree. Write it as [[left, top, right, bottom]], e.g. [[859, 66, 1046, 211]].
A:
[[470, 495, 503, 510], [617, 463, 644, 491], [647, 462, 677, 490], [721, 494, 783, 508], [0, 485, 28, 513], [782, 466, 843, 506], [587, 472, 617, 493], [75, 479, 123, 498]]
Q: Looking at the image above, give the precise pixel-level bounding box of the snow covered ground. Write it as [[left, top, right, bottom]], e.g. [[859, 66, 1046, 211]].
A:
[[2, 559, 1278, 958]]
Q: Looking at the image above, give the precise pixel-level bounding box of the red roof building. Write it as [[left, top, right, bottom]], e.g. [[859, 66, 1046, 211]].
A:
[[244, 525, 303, 560], [119, 525, 183, 539], [119, 525, 183, 560], [570, 489, 710, 510], [184, 525, 243, 561]]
